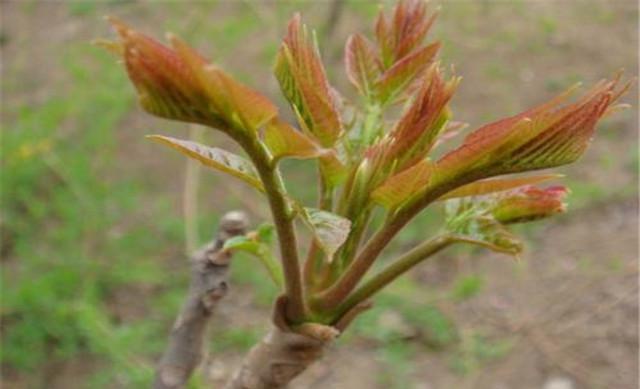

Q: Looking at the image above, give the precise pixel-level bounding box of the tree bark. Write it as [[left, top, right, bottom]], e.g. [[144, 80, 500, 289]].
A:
[[154, 211, 248, 389], [224, 326, 327, 389], [224, 297, 370, 389]]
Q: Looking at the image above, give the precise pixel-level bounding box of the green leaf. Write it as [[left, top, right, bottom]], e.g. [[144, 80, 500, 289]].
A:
[[147, 135, 264, 192], [299, 207, 351, 260], [223, 236, 283, 287], [383, 66, 459, 168], [450, 218, 523, 256], [319, 152, 348, 188], [256, 223, 275, 243], [445, 199, 523, 257], [345, 33, 381, 97], [376, 42, 440, 104]]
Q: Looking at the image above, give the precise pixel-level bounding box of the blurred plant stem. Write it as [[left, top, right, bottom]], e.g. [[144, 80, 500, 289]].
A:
[[322, 0, 345, 43], [184, 125, 204, 254]]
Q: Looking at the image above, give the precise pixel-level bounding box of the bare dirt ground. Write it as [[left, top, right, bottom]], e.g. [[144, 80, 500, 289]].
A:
[[2, 1, 638, 388]]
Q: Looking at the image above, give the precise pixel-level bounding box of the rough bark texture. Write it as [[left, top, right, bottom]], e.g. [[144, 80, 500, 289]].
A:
[[154, 211, 248, 389], [224, 327, 328, 389], [224, 297, 369, 389]]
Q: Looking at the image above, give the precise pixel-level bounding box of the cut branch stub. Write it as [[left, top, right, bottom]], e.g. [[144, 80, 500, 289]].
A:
[[153, 211, 248, 389], [224, 327, 327, 389]]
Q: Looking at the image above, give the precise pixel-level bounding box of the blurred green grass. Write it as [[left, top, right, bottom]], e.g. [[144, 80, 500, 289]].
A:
[[1, 42, 189, 386]]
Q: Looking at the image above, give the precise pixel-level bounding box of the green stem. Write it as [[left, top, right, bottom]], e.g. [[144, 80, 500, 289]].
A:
[[235, 133, 306, 322], [329, 207, 371, 280], [333, 234, 453, 320], [360, 103, 382, 148], [303, 242, 322, 289], [313, 103, 384, 298], [311, 216, 403, 310], [258, 250, 285, 289], [313, 177, 467, 311], [331, 157, 376, 271], [303, 170, 333, 289]]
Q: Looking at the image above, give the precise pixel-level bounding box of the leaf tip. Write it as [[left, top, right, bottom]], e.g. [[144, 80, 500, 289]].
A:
[[105, 15, 132, 38]]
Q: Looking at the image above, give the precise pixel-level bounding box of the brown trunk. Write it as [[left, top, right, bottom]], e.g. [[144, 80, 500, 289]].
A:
[[224, 326, 327, 389], [224, 298, 370, 388]]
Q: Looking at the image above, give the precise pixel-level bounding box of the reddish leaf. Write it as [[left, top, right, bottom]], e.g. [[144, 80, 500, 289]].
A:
[[384, 65, 459, 167], [106, 18, 215, 125], [345, 33, 381, 97], [439, 174, 562, 200], [105, 18, 277, 133], [263, 118, 329, 161], [491, 185, 569, 224], [375, 0, 436, 68], [169, 35, 277, 132], [374, 7, 393, 68], [275, 14, 342, 147], [371, 159, 433, 209], [376, 42, 441, 104], [432, 79, 629, 188]]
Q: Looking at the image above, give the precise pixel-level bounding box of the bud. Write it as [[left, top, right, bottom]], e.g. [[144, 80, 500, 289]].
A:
[[375, 0, 437, 67], [275, 14, 342, 147], [101, 17, 277, 132], [102, 18, 213, 125], [491, 185, 569, 224], [432, 76, 631, 189], [345, 33, 381, 97], [384, 64, 459, 169]]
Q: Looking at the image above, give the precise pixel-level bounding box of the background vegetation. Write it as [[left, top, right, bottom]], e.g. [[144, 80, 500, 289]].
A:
[[1, 1, 637, 388]]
